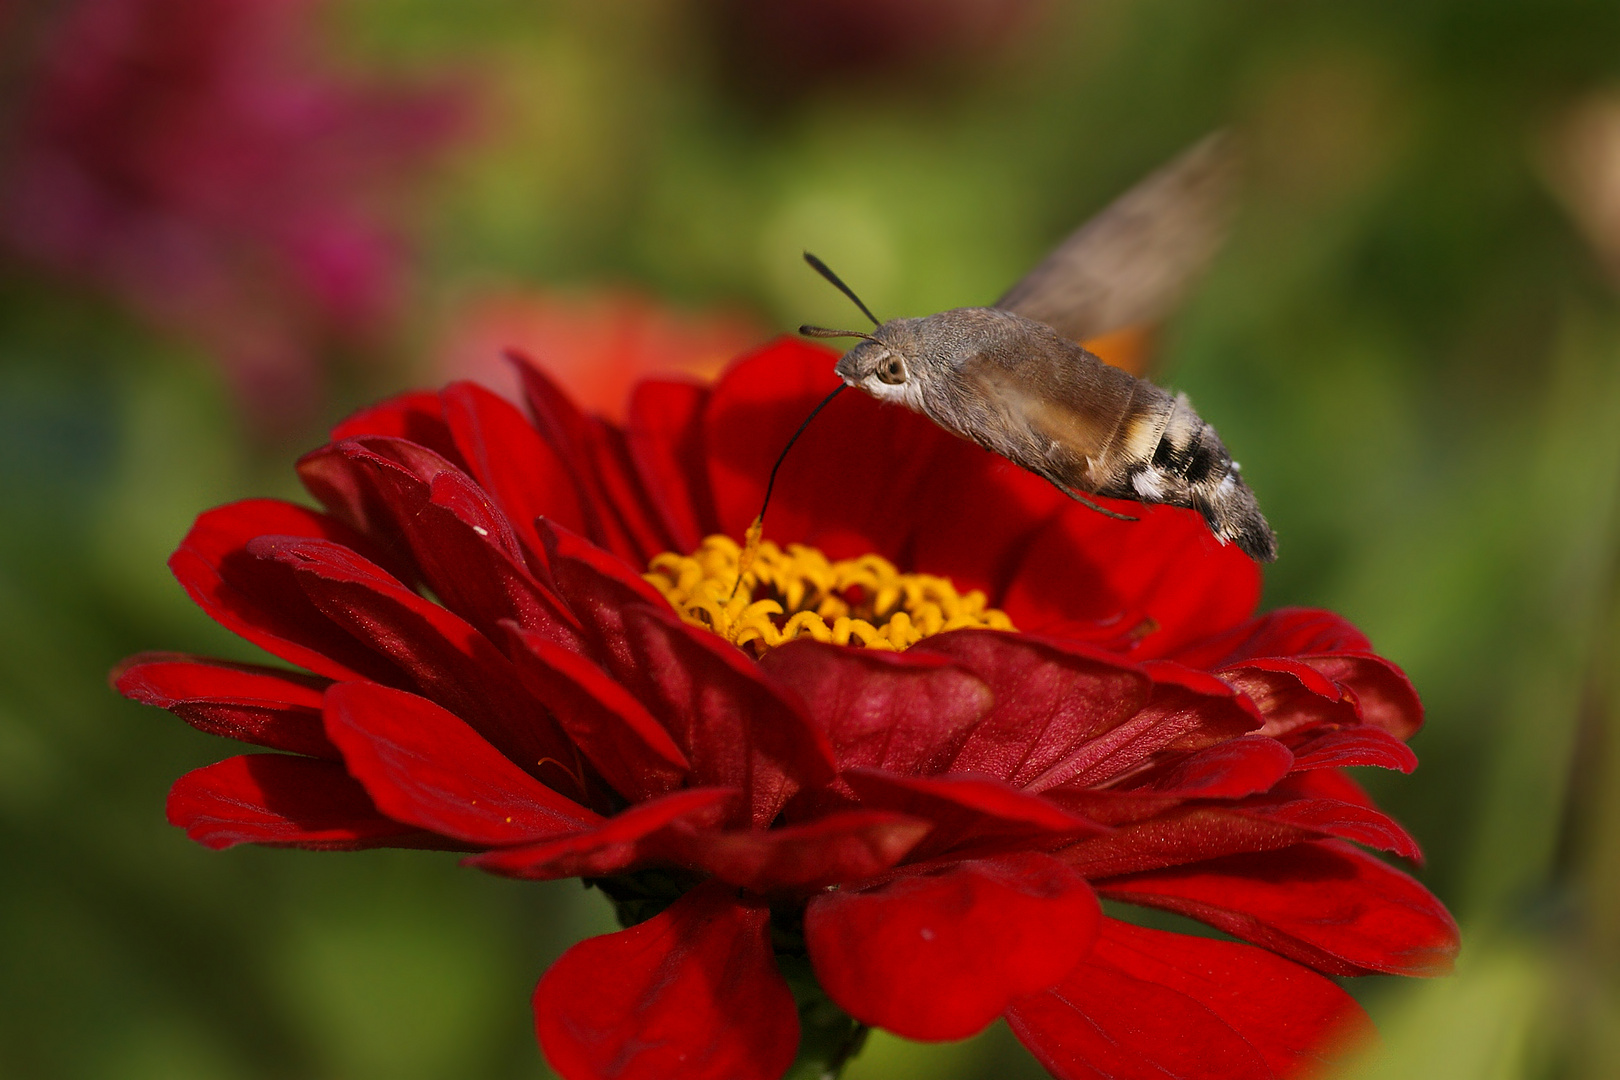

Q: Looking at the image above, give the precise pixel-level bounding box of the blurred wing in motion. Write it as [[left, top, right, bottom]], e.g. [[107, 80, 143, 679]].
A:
[[995, 133, 1238, 347]]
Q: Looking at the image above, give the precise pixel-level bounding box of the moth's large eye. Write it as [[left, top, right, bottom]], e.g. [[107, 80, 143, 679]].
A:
[[877, 356, 908, 385]]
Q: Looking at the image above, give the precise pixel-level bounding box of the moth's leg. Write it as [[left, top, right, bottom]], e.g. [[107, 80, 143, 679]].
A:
[[1034, 469, 1140, 522]]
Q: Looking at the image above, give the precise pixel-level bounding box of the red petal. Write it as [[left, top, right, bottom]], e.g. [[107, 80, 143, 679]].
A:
[[627, 379, 721, 555], [324, 682, 599, 847], [1047, 662, 1262, 790], [703, 339, 921, 559], [168, 500, 406, 683], [618, 605, 835, 826], [439, 380, 588, 558], [254, 534, 584, 799], [114, 652, 337, 758], [1059, 806, 1314, 879], [512, 351, 645, 561], [805, 853, 1100, 1041], [1115, 735, 1294, 798], [842, 769, 1104, 862], [1097, 839, 1459, 976], [912, 631, 1152, 788], [1003, 501, 1260, 659], [330, 390, 459, 461], [1302, 654, 1423, 740], [1008, 918, 1371, 1080], [582, 416, 677, 564], [540, 517, 675, 669], [1094, 919, 1373, 1076], [534, 882, 798, 1080], [1233, 794, 1423, 861], [758, 639, 992, 777], [502, 622, 690, 803], [1175, 608, 1374, 668], [167, 754, 428, 850], [1010, 966, 1270, 1080], [299, 438, 585, 650], [1220, 659, 1360, 737], [1286, 726, 1417, 773], [467, 788, 737, 880], [671, 810, 933, 893]]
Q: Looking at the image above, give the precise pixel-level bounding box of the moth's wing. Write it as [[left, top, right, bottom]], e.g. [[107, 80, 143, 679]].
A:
[[994, 133, 1238, 344], [956, 339, 1134, 479]]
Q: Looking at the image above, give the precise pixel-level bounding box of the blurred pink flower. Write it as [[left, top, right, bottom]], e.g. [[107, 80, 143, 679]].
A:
[[439, 287, 765, 422], [1, 0, 467, 425]]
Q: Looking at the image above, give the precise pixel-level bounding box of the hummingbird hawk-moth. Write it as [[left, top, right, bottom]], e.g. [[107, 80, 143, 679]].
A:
[[800, 134, 1277, 563]]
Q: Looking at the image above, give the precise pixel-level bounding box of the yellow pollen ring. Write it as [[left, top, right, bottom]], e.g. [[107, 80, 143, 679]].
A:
[[645, 534, 1015, 655]]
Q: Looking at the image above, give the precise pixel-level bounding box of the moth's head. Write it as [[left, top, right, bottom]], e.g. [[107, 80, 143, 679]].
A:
[[832, 319, 925, 400]]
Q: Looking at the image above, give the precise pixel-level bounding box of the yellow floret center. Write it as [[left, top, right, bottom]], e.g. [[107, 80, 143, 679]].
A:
[[645, 533, 1015, 655]]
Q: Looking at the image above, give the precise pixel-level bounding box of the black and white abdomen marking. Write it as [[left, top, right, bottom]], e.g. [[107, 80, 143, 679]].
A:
[[1115, 393, 1277, 562]]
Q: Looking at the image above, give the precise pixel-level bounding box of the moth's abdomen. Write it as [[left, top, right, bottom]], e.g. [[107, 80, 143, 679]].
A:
[[1110, 394, 1277, 562]]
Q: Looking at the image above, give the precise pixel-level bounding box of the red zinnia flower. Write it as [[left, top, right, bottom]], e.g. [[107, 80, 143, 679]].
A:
[[116, 338, 1459, 1080]]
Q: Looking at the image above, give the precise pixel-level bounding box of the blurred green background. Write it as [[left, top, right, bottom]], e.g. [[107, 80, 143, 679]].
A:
[[4, 0, 1620, 1077]]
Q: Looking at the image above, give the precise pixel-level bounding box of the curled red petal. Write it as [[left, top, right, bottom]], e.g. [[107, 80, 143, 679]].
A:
[[671, 810, 933, 893], [627, 379, 722, 554], [114, 652, 337, 758], [619, 605, 835, 827], [1220, 660, 1360, 737], [467, 788, 737, 880], [440, 380, 589, 559], [1007, 917, 1371, 1080], [254, 533, 584, 798], [534, 882, 798, 1080], [758, 639, 991, 777], [168, 499, 405, 683], [806, 852, 1100, 1041], [1097, 839, 1459, 977], [502, 621, 690, 803], [168, 754, 429, 851], [300, 438, 584, 649], [324, 682, 600, 847], [1235, 792, 1423, 862], [1285, 726, 1418, 773], [1302, 654, 1423, 740]]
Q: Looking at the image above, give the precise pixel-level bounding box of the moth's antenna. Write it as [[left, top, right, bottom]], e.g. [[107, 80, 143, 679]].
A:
[[730, 384, 847, 599], [804, 252, 880, 328]]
